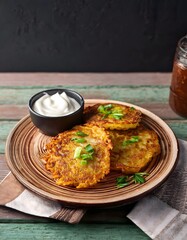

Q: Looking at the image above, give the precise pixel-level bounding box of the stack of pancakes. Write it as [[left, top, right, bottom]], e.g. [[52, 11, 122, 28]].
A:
[[42, 103, 161, 189]]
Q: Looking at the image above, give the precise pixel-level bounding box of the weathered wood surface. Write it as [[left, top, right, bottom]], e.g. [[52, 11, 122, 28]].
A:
[[0, 222, 150, 240], [0, 72, 171, 86], [0, 72, 184, 240]]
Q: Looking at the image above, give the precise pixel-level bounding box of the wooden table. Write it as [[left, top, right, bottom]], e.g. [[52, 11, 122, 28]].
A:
[[0, 73, 185, 240]]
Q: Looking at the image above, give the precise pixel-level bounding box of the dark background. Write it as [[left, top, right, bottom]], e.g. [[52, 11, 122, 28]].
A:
[[0, 0, 187, 72]]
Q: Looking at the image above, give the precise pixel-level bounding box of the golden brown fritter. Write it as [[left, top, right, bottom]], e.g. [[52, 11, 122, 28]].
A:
[[42, 125, 112, 188], [109, 125, 161, 174], [84, 103, 142, 130]]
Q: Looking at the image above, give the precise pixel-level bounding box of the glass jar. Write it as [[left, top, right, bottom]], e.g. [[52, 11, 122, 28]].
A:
[[169, 35, 187, 117]]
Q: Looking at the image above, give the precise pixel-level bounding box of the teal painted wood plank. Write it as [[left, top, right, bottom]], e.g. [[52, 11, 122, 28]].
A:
[[167, 121, 187, 140], [0, 86, 169, 104], [0, 223, 150, 240], [0, 121, 18, 154], [1, 120, 187, 154]]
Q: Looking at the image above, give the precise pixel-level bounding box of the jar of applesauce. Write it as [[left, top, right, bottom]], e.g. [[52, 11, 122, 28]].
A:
[[169, 35, 187, 117]]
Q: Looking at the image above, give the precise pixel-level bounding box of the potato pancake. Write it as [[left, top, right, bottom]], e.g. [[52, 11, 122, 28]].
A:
[[109, 125, 161, 174], [42, 125, 112, 188], [84, 103, 142, 130]]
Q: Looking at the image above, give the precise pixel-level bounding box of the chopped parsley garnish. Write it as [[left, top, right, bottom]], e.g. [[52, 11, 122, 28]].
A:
[[116, 172, 149, 189], [97, 104, 124, 120], [122, 136, 139, 147]]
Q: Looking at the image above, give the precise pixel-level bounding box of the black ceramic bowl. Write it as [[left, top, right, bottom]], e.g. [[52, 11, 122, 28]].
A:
[[29, 89, 84, 136]]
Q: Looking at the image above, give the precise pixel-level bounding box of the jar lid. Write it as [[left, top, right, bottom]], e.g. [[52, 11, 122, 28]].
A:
[[178, 35, 187, 54]]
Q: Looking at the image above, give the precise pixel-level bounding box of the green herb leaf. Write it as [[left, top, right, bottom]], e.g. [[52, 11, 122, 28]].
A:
[[116, 176, 129, 188], [133, 172, 149, 184], [103, 104, 113, 109], [116, 172, 149, 189], [74, 144, 95, 164], [76, 131, 88, 137], [73, 147, 82, 159], [98, 105, 111, 117], [81, 144, 95, 160], [98, 104, 124, 120], [71, 137, 86, 143], [117, 176, 128, 183], [85, 144, 94, 153], [98, 105, 106, 113], [130, 107, 135, 111], [111, 112, 124, 120], [123, 136, 139, 147], [81, 153, 93, 161], [80, 159, 88, 165], [117, 182, 130, 188]]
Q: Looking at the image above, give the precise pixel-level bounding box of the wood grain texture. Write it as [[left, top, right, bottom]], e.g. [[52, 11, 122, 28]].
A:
[[0, 204, 134, 224], [0, 155, 9, 181], [0, 223, 150, 240], [0, 73, 171, 86], [0, 105, 28, 120], [0, 103, 182, 120], [0, 86, 170, 108]]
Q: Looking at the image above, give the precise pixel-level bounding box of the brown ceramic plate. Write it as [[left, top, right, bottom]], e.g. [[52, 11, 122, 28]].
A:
[[5, 99, 179, 208]]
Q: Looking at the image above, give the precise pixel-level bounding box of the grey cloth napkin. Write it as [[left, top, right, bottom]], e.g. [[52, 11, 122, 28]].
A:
[[0, 172, 86, 224], [127, 139, 187, 240]]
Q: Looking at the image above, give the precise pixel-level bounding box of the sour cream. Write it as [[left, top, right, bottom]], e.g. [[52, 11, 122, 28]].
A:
[[33, 92, 80, 117]]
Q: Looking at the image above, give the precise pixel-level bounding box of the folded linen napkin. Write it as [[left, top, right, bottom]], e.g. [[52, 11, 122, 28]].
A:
[[0, 172, 86, 224], [127, 139, 187, 239]]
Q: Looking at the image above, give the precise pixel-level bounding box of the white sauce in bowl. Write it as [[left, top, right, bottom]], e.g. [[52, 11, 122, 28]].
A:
[[33, 92, 80, 117]]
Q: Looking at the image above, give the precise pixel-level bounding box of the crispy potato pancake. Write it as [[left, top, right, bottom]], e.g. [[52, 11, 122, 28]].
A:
[[109, 125, 161, 174], [42, 125, 112, 188], [84, 103, 142, 130]]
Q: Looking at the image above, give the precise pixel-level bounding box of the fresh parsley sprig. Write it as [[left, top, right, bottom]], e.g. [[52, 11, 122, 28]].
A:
[[116, 172, 149, 189], [116, 176, 129, 188], [133, 172, 149, 184]]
